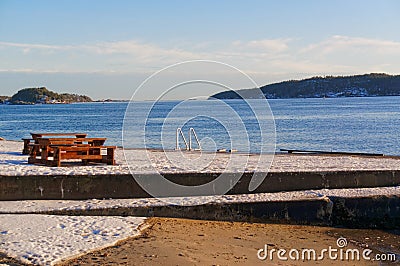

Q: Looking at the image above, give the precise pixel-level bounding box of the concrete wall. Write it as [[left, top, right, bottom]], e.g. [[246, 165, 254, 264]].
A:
[[47, 198, 333, 225], [33, 196, 400, 229], [1, 170, 399, 200], [330, 195, 400, 228]]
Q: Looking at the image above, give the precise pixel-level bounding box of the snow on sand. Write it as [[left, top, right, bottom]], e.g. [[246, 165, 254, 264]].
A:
[[1, 140, 400, 265], [0, 214, 145, 265], [2, 140, 400, 176], [0, 186, 399, 265], [1, 186, 400, 215]]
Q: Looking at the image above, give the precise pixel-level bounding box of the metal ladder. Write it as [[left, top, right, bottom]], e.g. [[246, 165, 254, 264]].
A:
[[176, 127, 201, 151]]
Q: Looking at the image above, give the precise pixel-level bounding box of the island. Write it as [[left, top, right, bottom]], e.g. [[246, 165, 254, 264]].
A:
[[0, 87, 92, 105], [210, 73, 400, 99], [0, 96, 8, 104]]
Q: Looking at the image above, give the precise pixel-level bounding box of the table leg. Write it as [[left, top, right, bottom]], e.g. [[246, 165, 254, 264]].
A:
[[22, 139, 30, 155], [40, 145, 49, 164], [106, 147, 115, 165]]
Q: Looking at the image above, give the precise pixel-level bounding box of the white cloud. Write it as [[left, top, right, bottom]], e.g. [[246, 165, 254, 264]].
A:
[[0, 40, 200, 61], [1, 36, 399, 79], [0, 40, 205, 73], [231, 38, 292, 54], [0, 41, 74, 51], [301, 35, 400, 55], [246, 38, 291, 53], [2, 36, 400, 99]]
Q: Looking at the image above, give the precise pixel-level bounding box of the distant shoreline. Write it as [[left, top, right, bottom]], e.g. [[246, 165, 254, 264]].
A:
[[210, 73, 400, 100], [4, 94, 400, 105]]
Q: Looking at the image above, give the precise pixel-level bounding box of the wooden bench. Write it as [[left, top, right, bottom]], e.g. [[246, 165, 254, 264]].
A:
[[50, 145, 116, 167], [22, 133, 87, 155]]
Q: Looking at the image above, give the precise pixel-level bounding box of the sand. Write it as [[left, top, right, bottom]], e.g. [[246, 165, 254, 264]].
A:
[[56, 218, 399, 266], [1, 140, 399, 265], [0, 215, 145, 265]]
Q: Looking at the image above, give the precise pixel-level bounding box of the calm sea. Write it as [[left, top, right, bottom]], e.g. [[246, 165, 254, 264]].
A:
[[1, 96, 400, 155]]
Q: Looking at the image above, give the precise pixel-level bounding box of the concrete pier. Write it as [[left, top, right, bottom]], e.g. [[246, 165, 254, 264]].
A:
[[1, 170, 399, 201], [1, 170, 399, 229], [6, 194, 398, 229]]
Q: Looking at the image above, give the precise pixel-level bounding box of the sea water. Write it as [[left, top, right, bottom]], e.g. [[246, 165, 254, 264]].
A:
[[1, 96, 400, 155]]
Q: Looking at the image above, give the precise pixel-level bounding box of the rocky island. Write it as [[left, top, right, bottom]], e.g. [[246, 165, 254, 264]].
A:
[[210, 73, 400, 99], [0, 87, 92, 105]]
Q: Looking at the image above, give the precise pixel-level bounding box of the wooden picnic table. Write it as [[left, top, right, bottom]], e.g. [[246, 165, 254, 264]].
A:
[[28, 136, 115, 166], [22, 132, 88, 154]]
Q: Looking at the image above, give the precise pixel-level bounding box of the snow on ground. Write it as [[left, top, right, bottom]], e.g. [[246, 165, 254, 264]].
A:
[[1, 140, 400, 176], [1, 140, 400, 265], [0, 187, 399, 265], [0, 214, 145, 266], [0, 191, 319, 214], [1, 186, 399, 214]]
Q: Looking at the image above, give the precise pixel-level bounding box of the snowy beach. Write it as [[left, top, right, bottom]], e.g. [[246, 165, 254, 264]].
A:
[[2, 140, 400, 176], [1, 186, 399, 265], [1, 139, 399, 265], [0, 215, 146, 265]]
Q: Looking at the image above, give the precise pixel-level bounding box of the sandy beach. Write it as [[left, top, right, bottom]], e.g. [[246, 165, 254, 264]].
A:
[[57, 218, 399, 266], [1, 140, 399, 265], [2, 218, 398, 265]]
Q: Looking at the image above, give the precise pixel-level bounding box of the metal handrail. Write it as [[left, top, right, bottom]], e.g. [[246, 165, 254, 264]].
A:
[[176, 127, 201, 151], [176, 128, 189, 150], [188, 127, 201, 151]]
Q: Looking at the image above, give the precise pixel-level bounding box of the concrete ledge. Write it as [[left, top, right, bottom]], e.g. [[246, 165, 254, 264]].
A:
[[330, 195, 400, 228], [22, 195, 400, 229], [32, 198, 334, 227], [1, 170, 400, 200]]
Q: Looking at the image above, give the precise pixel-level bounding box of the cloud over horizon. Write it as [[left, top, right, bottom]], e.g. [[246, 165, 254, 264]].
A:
[[1, 35, 399, 75], [1, 35, 400, 99]]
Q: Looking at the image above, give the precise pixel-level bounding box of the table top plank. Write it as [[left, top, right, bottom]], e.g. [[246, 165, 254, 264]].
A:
[[30, 133, 88, 139]]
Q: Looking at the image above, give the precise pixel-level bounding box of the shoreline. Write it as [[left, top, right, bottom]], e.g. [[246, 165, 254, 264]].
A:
[[1, 217, 398, 265], [3, 138, 400, 157]]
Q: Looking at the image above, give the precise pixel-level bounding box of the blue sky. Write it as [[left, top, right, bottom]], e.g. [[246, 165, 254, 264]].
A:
[[1, 0, 400, 100]]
